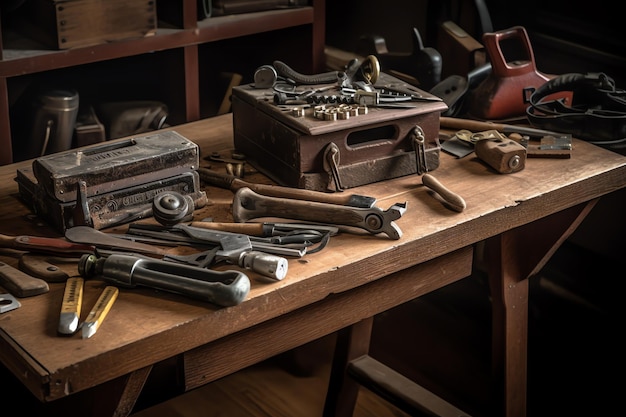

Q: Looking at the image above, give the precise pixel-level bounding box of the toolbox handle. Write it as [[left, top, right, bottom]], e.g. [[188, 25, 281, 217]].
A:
[[82, 138, 136, 155]]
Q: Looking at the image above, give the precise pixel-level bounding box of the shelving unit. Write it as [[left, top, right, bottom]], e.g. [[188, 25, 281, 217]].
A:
[[0, 0, 326, 165]]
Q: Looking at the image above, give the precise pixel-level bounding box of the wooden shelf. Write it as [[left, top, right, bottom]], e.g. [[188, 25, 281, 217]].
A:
[[0, 1, 326, 165]]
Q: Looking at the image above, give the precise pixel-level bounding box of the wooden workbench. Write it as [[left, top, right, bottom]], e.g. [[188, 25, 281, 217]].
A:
[[0, 113, 624, 417]]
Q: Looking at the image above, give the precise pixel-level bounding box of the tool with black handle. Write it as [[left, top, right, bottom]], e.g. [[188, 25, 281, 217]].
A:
[[78, 253, 250, 307]]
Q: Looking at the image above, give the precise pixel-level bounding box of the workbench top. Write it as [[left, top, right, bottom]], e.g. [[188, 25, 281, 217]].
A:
[[0, 113, 624, 411]]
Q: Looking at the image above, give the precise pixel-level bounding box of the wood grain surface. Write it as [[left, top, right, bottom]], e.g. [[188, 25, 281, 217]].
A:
[[0, 112, 624, 416]]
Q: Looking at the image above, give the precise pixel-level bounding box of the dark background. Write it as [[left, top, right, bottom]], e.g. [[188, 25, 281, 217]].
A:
[[328, 4, 624, 415], [326, 0, 625, 86]]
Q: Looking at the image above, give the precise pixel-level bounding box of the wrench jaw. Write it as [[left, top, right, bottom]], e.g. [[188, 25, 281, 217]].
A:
[[362, 202, 407, 240]]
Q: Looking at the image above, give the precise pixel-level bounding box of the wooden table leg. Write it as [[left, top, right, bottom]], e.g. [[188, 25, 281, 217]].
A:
[[91, 365, 153, 417], [484, 199, 598, 417], [323, 317, 374, 417]]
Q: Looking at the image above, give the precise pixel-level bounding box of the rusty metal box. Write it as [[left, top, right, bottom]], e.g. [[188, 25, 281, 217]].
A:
[[18, 130, 205, 232], [231, 73, 447, 191], [12, 0, 156, 49], [32, 130, 199, 203], [16, 168, 206, 232]]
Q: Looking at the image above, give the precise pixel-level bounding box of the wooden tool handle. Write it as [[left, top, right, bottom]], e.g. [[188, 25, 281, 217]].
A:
[[0, 261, 49, 297], [19, 254, 70, 282], [422, 174, 466, 213], [440, 117, 560, 138], [188, 222, 266, 236], [197, 167, 375, 208], [440, 117, 504, 132], [0, 233, 95, 256], [232, 187, 362, 225], [232, 178, 356, 206]]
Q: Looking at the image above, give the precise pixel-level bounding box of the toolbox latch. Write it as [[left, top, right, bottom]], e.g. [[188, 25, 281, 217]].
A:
[[323, 142, 345, 192], [411, 125, 440, 175]]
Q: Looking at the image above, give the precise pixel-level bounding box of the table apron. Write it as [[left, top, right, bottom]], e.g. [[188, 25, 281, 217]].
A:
[[183, 245, 474, 390]]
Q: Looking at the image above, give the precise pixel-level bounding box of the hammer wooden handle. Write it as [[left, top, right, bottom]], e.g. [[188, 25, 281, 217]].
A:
[[440, 117, 560, 138]]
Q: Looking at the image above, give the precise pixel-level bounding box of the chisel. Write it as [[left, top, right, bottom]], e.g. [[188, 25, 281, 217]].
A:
[[197, 167, 377, 208], [58, 277, 84, 335], [82, 286, 119, 339]]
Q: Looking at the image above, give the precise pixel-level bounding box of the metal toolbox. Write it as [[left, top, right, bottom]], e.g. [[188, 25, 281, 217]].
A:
[[18, 130, 206, 232], [231, 73, 447, 191], [16, 168, 207, 232], [32, 130, 199, 203]]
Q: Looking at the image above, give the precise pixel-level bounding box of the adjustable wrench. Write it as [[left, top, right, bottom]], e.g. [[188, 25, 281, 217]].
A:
[[232, 187, 406, 240]]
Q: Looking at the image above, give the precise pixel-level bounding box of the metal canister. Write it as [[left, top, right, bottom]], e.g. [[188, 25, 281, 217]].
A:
[[29, 88, 79, 157]]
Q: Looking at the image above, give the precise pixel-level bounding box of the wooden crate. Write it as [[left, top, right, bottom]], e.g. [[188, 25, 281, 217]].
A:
[[14, 0, 157, 49]]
